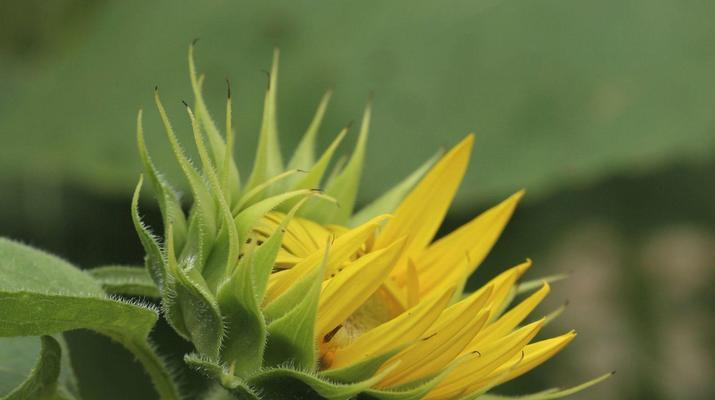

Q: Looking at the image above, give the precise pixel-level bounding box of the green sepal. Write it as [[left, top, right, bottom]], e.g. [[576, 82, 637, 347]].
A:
[[349, 151, 441, 227], [155, 88, 217, 269], [263, 244, 328, 370], [3, 336, 71, 400], [217, 207, 297, 374], [184, 354, 261, 400], [494, 273, 561, 320], [186, 104, 241, 292], [234, 189, 313, 246], [234, 169, 304, 212], [264, 266, 323, 370], [197, 223, 233, 293], [188, 44, 241, 202], [89, 265, 160, 298], [515, 274, 568, 296], [476, 372, 614, 400], [163, 226, 224, 359], [131, 176, 167, 289], [280, 127, 347, 212], [245, 49, 283, 192], [303, 102, 370, 225], [543, 302, 568, 326], [215, 244, 267, 377], [262, 249, 325, 322], [319, 346, 406, 384], [323, 155, 347, 189], [286, 91, 332, 173], [250, 221, 287, 303], [247, 367, 384, 400], [137, 109, 187, 253], [359, 357, 463, 400]]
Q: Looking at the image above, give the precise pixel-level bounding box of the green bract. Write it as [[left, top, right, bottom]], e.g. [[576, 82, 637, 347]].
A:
[[128, 45, 443, 398]]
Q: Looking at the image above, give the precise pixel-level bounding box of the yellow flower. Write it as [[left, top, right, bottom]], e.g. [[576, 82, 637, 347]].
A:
[[255, 135, 574, 399], [134, 45, 610, 399]]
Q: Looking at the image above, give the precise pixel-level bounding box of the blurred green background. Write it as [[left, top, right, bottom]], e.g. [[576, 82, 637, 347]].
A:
[[0, 0, 713, 399]]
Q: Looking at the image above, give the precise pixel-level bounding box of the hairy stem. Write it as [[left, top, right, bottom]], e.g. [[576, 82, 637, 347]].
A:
[[114, 335, 182, 400]]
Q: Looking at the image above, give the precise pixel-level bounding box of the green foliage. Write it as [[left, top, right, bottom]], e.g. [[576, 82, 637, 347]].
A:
[[0, 238, 181, 400], [88, 265, 160, 298], [0, 336, 77, 399], [2, 336, 75, 400]]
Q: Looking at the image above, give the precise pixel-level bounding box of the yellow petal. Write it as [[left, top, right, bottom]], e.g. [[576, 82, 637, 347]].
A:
[[377, 276, 410, 314], [470, 282, 550, 346], [431, 283, 493, 332], [465, 330, 577, 394], [264, 215, 388, 303], [329, 286, 455, 369], [377, 308, 490, 387], [375, 135, 474, 275], [274, 249, 304, 268], [485, 261, 532, 316], [415, 191, 524, 294], [252, 212, 330, 258], [406, 259, 421, 308], [425, 319, 544, 399], [315, 237, 406, 336]]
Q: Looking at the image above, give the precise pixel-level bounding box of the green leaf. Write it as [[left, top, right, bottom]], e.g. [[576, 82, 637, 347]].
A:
[[3, 336, 74, 400], [349, 151, 441, 227], [0, 238, 181, 400], [0, 337, 41, 396], [0, 336, 77, 399], [88, 265, 160, 298]]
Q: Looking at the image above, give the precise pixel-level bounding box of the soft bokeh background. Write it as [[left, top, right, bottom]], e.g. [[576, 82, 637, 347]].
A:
[[1, 1, 713, 399]]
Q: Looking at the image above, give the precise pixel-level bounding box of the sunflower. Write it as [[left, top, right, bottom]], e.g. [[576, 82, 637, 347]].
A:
[[132, 46, 610, 399]]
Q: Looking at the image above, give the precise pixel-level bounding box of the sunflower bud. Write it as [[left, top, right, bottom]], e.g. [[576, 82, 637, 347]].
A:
[[131, 44, 609, 399]]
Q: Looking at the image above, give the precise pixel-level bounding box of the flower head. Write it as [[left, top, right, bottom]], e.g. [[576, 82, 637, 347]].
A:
[[133, 45, 610, 399]]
